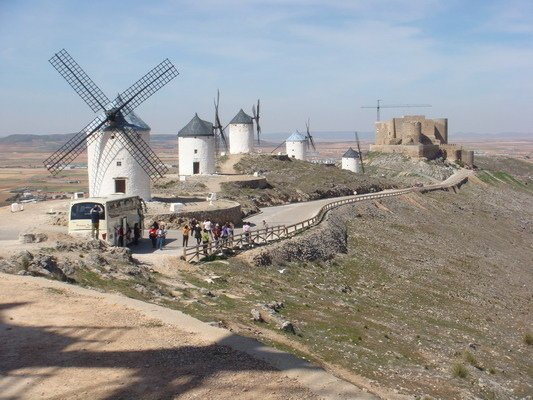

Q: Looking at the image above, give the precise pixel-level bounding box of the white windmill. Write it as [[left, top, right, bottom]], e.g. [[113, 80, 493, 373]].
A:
[[228, 109, 254, 154], [285, 132, 307, 160], [44, 49, 179, 201], [177, 114, 216, 176], [341, 148, 362, 173]]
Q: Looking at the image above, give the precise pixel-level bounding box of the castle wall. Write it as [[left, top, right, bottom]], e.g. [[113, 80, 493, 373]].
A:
[[228, 123, 254, 154], [369, 144, 441, 159], [440, 144, 461, 162], [375, 121, 396, 145], [87, 128, 151, 200], [434, 118, 448, 144], [402, 121, 422, 144], [461, 150, 474, 167]]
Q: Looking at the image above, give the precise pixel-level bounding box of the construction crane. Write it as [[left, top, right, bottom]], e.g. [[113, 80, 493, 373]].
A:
[[361, 99, 432, 121]]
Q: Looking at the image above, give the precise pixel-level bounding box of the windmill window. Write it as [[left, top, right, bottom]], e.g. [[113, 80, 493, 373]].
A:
[[194, 149, 198, 154], [116, 161, 122, 166]]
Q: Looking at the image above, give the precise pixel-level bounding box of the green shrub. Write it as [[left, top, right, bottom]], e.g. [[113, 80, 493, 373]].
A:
[[524, 332, 533, 345], [452, 363, 468, 379]]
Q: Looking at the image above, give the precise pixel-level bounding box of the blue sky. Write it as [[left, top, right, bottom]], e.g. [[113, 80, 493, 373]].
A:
[[0, 0, 532, 137]]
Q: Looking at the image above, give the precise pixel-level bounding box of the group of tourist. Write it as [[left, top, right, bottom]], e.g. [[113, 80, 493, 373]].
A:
[[183, 218, 236, 255], [145, 218, 241, 254]]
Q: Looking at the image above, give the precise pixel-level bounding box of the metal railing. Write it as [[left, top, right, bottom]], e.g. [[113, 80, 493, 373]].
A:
[[182, 171, 470, 262]]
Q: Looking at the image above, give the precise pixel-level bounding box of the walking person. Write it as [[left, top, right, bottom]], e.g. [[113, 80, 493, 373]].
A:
[[203, 219, 213, 239], [193, 224, 202, 245], [212, 223, 221, 248], [242, 221, 251, 243], [156, 224, 167, 250], [90, 204, 103, 240], [182, 224, 190, 247], [133, 223, 141, 245], [220, 223, 229, 247], [201, 228, 210, 256], [226, 222, 234, 246], [148, 225, 157, 249]]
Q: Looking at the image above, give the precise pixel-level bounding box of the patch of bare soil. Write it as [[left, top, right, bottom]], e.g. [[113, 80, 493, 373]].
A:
[[0, 274, 319, 400]]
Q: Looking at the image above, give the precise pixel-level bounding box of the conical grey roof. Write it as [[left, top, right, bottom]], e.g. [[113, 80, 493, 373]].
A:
[[286, 132, 307, 142], [229, 109, 253, 125], [342, 147, 359, 158], [178, 113, 214, 137]]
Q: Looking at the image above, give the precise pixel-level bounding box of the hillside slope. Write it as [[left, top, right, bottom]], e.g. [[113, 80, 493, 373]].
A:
[[172, 166, 532, 399]]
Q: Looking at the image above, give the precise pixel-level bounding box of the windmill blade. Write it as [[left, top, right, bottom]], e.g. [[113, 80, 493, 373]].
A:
[[305, 118, 316, 151], [213, 89, 228, 152], [117, 59, 179, 117], [252, 99, 261, 144], [114, 126, 169, 180], [219, 130, 228, 150], [49, 49, 111, 113], [271, 141, 285, 154], [43, 114, 108, 175], [355, 131, 365, 174]]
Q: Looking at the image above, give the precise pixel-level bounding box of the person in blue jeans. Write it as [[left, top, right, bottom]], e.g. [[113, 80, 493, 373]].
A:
[[90, 204, 103, 239], [156, 224, 167, 250]]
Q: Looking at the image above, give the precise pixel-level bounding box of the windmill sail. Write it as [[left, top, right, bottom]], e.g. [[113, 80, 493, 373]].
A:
[[49, 49, 111, 113], [44, 49, 178, 179], [43, 114, 108, 174], [114, 126, 168, 179]]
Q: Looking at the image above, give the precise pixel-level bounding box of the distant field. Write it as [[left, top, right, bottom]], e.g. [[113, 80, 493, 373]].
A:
[[0, 164, 88, 206], [0, 137, 531, 207]]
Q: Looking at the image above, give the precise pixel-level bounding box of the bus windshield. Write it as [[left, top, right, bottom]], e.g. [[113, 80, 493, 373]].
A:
[[70, 202, 105, 220]]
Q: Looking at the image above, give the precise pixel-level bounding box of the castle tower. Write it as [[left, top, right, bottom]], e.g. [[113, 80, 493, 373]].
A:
[[285, 132, 307, 160], [177, 114, 216, 176], [87, 108, 151, 200], [341, 147, 362, 173], [403, 121, 422, 144], [228, 109, 254, 154]]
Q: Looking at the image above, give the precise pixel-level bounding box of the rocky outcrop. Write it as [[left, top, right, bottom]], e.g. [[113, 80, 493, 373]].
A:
[[250, 204, 357, 266], [0, 239, 143, 283]]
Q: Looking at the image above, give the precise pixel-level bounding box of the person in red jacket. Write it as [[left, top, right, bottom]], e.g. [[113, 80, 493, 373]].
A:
[[148, 225, 157, 249]]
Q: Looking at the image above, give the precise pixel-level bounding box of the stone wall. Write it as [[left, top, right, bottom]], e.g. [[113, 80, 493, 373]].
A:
[[370, 144, 441, 159], [147, 202, 242, 229], [375, 115, 448, 147]]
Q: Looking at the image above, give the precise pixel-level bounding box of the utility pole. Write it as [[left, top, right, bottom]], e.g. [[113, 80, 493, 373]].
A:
[[361, 100, 431, 121]]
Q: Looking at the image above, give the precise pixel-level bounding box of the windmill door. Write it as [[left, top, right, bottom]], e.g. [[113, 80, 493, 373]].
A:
[[193, 162, 200, 174], [115, 179, 126, 193]]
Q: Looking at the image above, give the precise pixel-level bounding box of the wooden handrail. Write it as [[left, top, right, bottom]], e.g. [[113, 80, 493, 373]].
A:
[[182, 172, 470, 262]]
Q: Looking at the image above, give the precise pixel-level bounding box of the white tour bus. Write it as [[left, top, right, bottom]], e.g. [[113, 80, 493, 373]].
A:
[[68, 194, 144, 246]]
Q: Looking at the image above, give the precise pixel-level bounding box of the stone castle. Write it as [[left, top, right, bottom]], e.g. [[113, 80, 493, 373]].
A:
[[369, 115, 474, 167]]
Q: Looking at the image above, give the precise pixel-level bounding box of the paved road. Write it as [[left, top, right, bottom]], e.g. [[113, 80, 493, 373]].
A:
[[137, 168, 474, 259]]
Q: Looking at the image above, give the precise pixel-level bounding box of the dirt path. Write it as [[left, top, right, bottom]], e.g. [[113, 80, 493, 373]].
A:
[[218, 154, 245, 175], [0, 273, 377, 400]]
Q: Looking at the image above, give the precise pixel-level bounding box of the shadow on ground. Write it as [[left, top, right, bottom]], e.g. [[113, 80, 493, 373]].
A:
[[0, 302, 320, 399]]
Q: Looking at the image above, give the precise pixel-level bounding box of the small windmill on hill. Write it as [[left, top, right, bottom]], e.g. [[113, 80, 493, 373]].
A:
[[44, 49, 178, 199], [271, 118, 316, 158], [213, 89, 228, 154], [252, 99, 261, 146]]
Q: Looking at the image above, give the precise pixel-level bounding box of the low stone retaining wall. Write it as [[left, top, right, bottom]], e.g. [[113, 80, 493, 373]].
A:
[[147, 203, 242, 229]]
